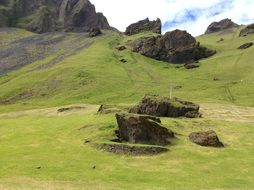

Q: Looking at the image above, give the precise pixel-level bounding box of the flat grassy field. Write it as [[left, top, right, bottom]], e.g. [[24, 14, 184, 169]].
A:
[[0, 27, 253, 189], [0, 103, 253, 190]]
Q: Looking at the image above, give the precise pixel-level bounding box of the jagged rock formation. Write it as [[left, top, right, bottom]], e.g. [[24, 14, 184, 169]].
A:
[[239, 24, 254, 37], [131, 29, 216, 64], [0, 0, 110, 33], [189, 130, 224, 147], [129, 95, 202, 118], [125, 18, 161, 35], [115, 113, 174, 146], [205, 18, 238, 34]]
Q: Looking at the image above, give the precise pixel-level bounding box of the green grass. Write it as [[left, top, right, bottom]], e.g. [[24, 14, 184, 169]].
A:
[[0, 28, 254, 189], [0, 28, 254, 113], [0, 104, 253, 190]]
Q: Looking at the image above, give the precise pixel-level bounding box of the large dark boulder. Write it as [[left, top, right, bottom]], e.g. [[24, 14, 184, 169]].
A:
[[125, 18, 161, 35], [239, 24, 254, 37], [205, 18, 238, 34], [189, 130, 224, 147], [131, 29, 216, 64], [0, 0, 110, 33], [129, 95, 201, 118], [115, 113, 174, 146]]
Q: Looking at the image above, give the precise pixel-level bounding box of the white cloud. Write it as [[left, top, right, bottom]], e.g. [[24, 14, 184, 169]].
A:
[[90, 0, 254, 36]]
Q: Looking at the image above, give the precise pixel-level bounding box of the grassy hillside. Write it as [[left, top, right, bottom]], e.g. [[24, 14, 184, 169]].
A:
[[0, 27, 253, 189], [0, 27, 254, 113]]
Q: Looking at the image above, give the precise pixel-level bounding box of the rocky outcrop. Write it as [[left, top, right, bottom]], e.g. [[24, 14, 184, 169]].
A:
[[0, 0, 110, 33], [131, 29, 216, 64], [239, 24, 254, 37], [238, 42, 253, 49], [129, 95, 201, 118], [115, 113, 174, 146], [189, 130, 224, 147], [58, 0, 110, 32], [125, 18, 161, 35], [205, 18, 238, 34]]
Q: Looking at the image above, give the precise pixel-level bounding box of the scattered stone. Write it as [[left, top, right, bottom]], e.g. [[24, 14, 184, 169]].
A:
[[174, 85, 183, 89], [120, 59, 127, 63], [239, 24, 254, 37], [89, 27, 102, 37], [129, 95, 201, 118], [189, 130, 224, 147], [92, 165, 96, 169], [217, 38, 224, 42], [125, 18, 161, 35], [184, 63, 200, 69], [36, 166, 41, 170], [131, 30, 216, 64], [115, 113, 174, 146], [237, 42, 253, 49], [205, 18, 239, 34], [96, 143, 168, 155], [116, 46, 127, 51]]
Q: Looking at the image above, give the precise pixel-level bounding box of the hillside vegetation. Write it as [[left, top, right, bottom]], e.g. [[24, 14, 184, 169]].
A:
[[0, 25, 253, 190], [0, 26, 253, 113]]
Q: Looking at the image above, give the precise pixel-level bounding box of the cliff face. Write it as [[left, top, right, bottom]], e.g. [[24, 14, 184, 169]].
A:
[[0, 0, 110, 33]]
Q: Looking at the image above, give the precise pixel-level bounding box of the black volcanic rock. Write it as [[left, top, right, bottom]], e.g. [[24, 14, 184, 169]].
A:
[[205, 18, 238, 34], [129, 95, 202, 118], [0, 0, 110, 33], [131, 29, 216, 64], [239, 24, 254, 37], [115, 113, 174, 146], [125, 18, 161, 35]]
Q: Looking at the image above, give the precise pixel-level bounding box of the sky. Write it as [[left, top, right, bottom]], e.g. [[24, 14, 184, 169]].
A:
[[91, 0, 254, 36]]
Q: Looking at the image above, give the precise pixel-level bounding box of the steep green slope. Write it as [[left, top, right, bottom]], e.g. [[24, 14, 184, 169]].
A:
[[0, 27, 254, 113]]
